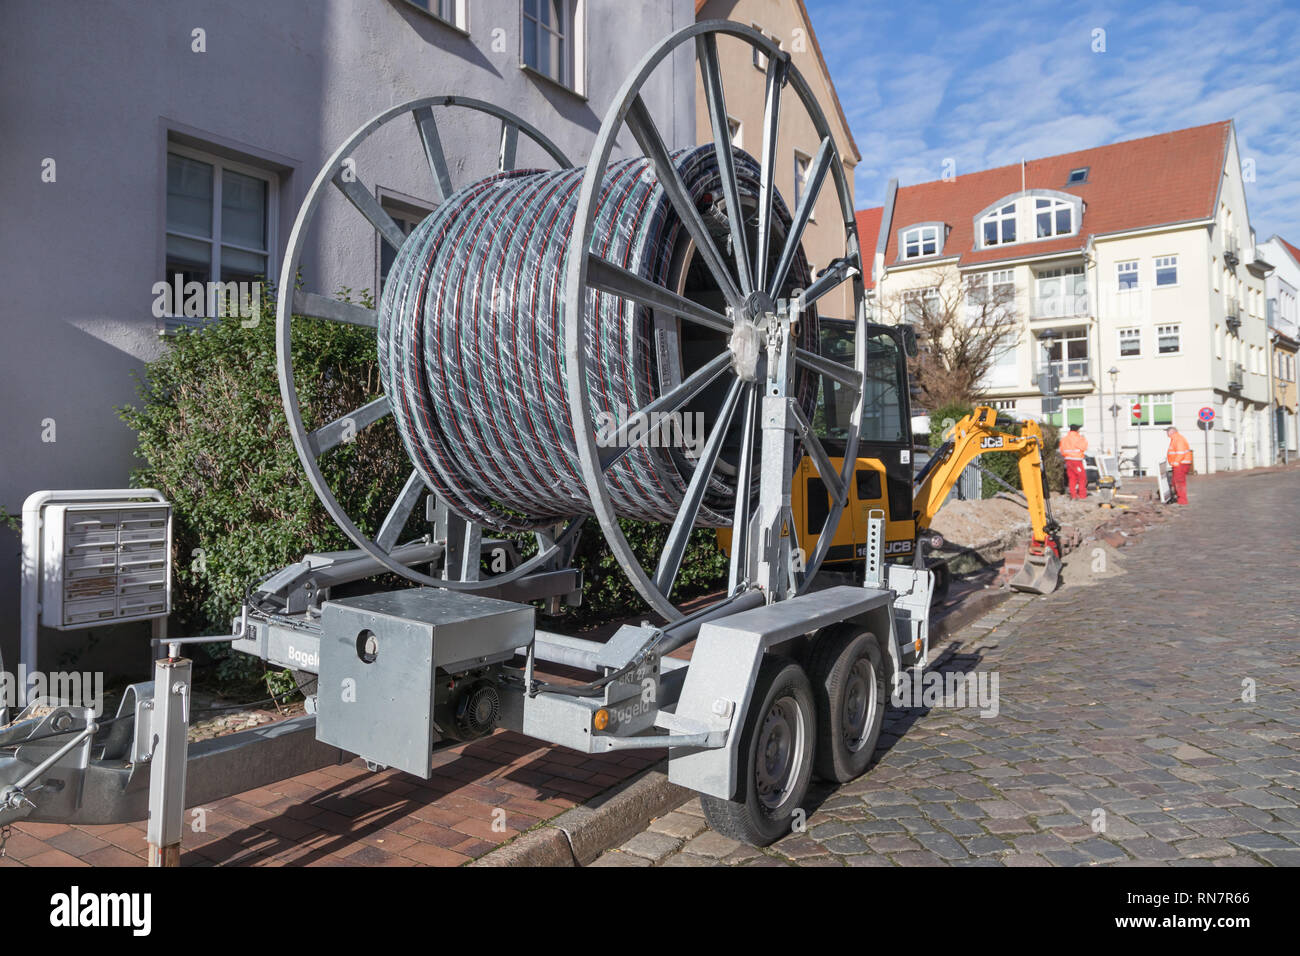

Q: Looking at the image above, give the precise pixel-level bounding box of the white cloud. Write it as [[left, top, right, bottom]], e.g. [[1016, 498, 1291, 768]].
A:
[[805, 0, 1300, 237]]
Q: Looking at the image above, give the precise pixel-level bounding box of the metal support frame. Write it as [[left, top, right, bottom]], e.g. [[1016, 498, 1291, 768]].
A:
[[145, 654, 190, 866]]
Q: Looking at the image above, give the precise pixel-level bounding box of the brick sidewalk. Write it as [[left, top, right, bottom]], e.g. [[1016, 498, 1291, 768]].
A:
[[2, 732, 661, 867]]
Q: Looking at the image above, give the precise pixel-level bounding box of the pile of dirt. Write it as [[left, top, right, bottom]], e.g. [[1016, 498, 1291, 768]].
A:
[[1056, 540, 1126, 588], [930, 494, 1032, 547]]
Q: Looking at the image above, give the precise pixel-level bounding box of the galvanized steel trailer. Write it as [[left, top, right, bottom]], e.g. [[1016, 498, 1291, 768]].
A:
[[0, 22, 935, 851]]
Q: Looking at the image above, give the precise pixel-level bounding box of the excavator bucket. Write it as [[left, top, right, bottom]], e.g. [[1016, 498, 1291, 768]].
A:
[[1010, 547, 1061, 594]]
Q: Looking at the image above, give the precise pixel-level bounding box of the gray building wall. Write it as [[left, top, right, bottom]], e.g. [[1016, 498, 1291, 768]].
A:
[[0, 0, 695, 675]]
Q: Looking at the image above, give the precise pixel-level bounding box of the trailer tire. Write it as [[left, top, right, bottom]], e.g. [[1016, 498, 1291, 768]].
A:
[[808, 626, 886, 783], [700, 657, 815, 847]]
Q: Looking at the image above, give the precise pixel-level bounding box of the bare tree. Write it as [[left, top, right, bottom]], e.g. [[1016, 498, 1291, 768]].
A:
[[877, 269, 1020, 410]]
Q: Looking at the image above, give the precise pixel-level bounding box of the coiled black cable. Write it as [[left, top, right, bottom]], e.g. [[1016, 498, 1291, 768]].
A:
[[378, 145, 819, 533]]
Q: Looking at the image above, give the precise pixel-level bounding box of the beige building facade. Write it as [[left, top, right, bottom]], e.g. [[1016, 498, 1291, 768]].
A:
[[695, 0, 861, 320]]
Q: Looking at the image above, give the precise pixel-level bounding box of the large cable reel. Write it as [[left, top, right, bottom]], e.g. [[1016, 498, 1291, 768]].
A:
[[275, 22, 866, 619]]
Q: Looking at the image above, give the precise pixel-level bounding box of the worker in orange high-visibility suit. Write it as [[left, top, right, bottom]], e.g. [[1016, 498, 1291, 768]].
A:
[[1059, 423, 1089, 499], [1165, 426, 1193, 504]]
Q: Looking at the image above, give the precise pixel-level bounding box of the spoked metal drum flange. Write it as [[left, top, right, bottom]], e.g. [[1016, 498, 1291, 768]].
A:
[[564, 21, 868, 620], [275, 95, 583, 588]]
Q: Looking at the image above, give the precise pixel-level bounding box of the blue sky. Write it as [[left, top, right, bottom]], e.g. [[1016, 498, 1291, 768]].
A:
[[803, 0, 1300, 242]]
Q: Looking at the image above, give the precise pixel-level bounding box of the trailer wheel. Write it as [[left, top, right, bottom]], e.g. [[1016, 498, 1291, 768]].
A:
[[701, 657, 815, 846], [808, 626, 886, 783]]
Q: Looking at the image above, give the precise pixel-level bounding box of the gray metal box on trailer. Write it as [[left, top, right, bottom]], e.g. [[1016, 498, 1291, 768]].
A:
[[315, 589, 534, 777]]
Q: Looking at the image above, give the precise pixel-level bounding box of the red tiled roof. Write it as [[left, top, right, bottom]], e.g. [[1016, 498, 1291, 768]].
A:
[[1279, 237, 1300, 268], [854, 206, 883, 288], [874, 121, 1232, 271]]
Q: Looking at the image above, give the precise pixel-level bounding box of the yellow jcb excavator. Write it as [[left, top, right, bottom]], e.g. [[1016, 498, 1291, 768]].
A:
[[722, 319, 1062, 595]]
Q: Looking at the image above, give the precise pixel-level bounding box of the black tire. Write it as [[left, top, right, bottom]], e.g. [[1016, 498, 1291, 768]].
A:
[[700, 657, 816, 846], [807, 626, 887, 783]]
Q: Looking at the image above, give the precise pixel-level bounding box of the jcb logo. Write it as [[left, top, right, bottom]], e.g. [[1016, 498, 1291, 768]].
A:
[[884, 540, 914, 554], [979, 436, 1004, 449]]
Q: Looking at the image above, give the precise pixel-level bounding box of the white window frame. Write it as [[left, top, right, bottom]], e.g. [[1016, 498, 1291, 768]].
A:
[[164, 143, 278, 306], [521, 0, 583, 94], [794, 149, 814, 221], [1116, 259, 1139, 292], [752, 23, 781, 70], [901, 224, 942, 260], [404, 0, 468, 32], [1154, 255, 1179, 288], [1118, 327, 1142, 358], [1156, 323, 1181, 355], [1034, 196, 1074, 239], [980, 202, 1017, 247], [375, 190, 435, 296], [1046, 328, 1090, 381], [902, 286, 941, 323]]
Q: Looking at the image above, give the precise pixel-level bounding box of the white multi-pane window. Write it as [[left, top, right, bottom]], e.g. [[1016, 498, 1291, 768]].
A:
[[1034, 265, 1086, 316], [1034, 196, 1074, 238], [406, 0, 467, 29], [794, 150, 813, 214], [968, 269, 1015, 318], [165, 146, 275, 294], [902, 225, 941, 260], [1134, 393, 1173, 426], [1155, 255, 1178, 286], [1118, 327, 1141, 357], [1117, 260, 1139, 291], [377, 200, 433, 295], [1045, 328, 1089, 381], [985, 329, 1019, 388], [981, 202, 1016, 246], [751, 24, 782, 70], [1157, 324, 1181, 355], [902, 287, 941, 322], [989, 268, 1015, 299], [1061, 396, 1085, 428], [522, 0, 573, 88]]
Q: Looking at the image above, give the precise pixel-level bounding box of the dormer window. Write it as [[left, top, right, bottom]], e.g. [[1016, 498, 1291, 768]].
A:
[[974, 191, 1082, 250], [1035, 197, 1074, 238], [1066, 167, 1089, 186], [899, 223, 944, 260], [982, 203, 1016, 246]]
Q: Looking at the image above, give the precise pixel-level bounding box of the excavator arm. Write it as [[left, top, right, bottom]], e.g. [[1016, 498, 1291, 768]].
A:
[[912, 406, 1062, 593]]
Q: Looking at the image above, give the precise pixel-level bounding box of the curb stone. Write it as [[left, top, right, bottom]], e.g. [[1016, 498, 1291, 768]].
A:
[[472, 763, 689, 867]]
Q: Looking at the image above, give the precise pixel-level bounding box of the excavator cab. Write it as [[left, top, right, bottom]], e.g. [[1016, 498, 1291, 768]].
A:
[[796, 319, 918, 565]]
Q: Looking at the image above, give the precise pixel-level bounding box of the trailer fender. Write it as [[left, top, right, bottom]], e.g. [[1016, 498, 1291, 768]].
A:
[[666, 586, 895, 799]]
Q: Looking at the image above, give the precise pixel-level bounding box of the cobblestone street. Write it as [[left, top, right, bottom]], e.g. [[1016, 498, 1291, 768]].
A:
[[594, 468, 1300, 867]]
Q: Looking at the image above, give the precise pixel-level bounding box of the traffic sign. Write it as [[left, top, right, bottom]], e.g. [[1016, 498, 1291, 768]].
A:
[[1198, 406, 1215, 423], [1131, 402, 1143, 421]]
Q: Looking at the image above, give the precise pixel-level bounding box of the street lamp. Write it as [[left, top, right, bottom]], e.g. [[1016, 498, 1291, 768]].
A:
[[1108, 366, 1119, 458]]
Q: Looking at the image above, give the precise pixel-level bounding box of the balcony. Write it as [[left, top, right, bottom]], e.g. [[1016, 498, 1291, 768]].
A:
[[1047, 358, 1092, 385], [1032, 292, 1089, 319], [1225, 237, 1241, 269], [1228, 363, 1244, 392], [1226, 301, 1242, 333]]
